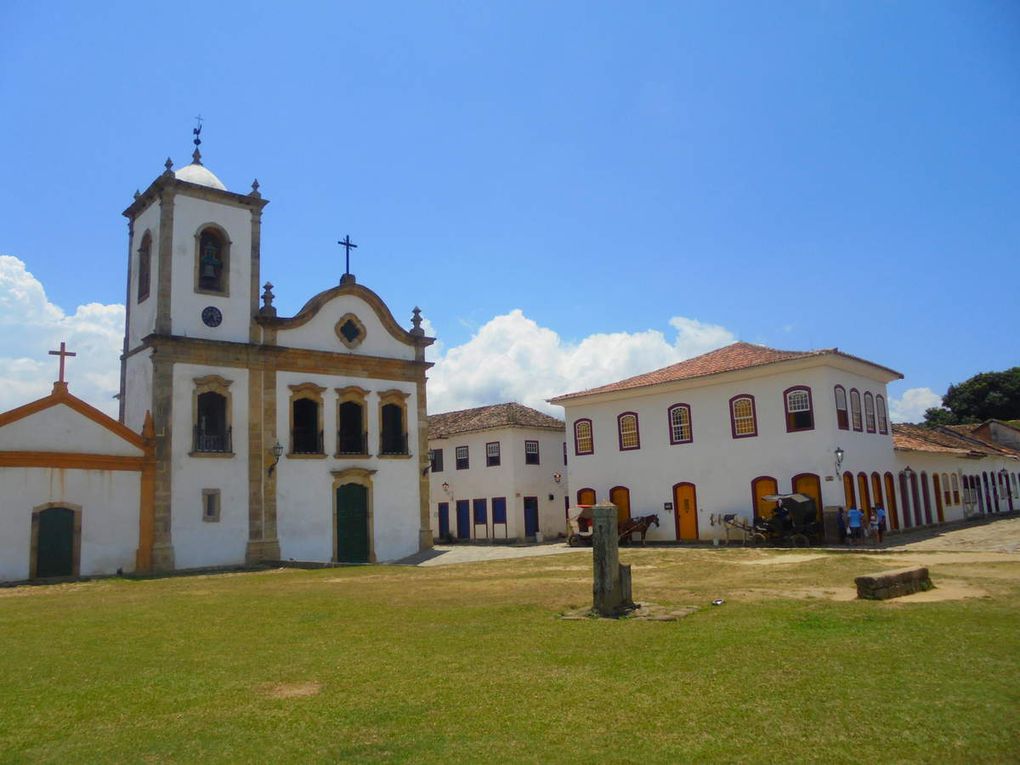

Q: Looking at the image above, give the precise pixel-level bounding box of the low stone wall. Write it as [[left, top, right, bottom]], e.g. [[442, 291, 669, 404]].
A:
[[855, 567, 933, 600]]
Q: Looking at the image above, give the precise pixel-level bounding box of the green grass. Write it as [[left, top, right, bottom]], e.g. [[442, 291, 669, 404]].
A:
[[1, 548, 1018, 764]]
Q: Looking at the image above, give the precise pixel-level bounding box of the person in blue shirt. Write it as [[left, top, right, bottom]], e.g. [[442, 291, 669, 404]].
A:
[[847, 506, 865, 545], [874, 504, 887, 543]]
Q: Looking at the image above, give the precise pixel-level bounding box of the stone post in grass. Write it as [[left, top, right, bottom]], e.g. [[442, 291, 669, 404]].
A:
[[592, 503, 634, 616]]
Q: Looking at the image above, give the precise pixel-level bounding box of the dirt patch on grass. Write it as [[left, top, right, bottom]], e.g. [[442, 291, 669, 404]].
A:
[[741, 554, 827, 566], [882, 579, 989, 603], [262, 681, 322, 699]]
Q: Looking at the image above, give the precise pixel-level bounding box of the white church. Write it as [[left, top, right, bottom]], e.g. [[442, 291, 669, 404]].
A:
[[0, 142, 435, 582]]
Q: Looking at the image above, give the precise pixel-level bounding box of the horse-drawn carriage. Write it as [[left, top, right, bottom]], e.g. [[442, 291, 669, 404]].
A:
[[755, 493, 821, 546], [566, 506, 659, 547]]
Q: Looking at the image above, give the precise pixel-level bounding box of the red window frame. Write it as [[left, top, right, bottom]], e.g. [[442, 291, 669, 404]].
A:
[[667, 403, 693, 445], [864, 392, 876, 433], [876, 394, 888, 434], [729, 394, 757, 439], [849, 388, 863, 432], [617, 412, 641, 451], [834, 385, 849, 430], [573, 418, 594, 456], [783, 385, 814, 433]]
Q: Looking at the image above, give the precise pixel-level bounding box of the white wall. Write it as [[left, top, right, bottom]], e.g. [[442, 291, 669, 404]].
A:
[[428, 426, 568, 541], [275, 292, 416, 360], [559, 362, 898, 541], [0, 467, 141, 581], [169, 363, 250, 569], [123, 350, 153, 434], [274, 369, 422, 563], [169, 194, 254, 343], [0, 405, 143, 457]]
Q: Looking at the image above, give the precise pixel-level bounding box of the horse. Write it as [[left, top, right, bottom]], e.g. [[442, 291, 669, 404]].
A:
[[619, 514, 660, 545]]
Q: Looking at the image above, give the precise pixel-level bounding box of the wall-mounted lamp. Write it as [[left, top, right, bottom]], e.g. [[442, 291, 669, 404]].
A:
[[553, 472, 562, 484], [267, 441, 284, 476], [903, 465, 914, 477], [834, 446, 845, 473], [441, 481, 450, 494]]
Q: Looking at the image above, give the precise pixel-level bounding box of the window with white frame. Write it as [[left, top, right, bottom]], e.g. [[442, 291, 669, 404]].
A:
[[876, 395, 888, 434], [486, 441, 501, 467], [524, 440, 540, 465], [668, 404, 692, 444], [574, 419, 593, 455], [730, 396, 757, 438], [455, 445, 469, 470], [617, 412, 640, 450], [850, 389, 863, 432], [864, 392, 876, 433], [784, 387, 813, 432], [834, 386, 849, 430]]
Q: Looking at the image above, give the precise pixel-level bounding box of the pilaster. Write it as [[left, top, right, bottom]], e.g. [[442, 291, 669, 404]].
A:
[[150, 353, 175, 571], [119, 217, 134, 422], [417, 373, 433, 551], [249, 204, 262, 343], [155, 188, 175, 335]]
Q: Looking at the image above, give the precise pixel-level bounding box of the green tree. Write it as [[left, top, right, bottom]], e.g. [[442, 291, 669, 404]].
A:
[[923, 367, 1020, 426]]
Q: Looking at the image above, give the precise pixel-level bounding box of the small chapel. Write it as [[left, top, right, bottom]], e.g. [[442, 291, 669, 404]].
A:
[[0, 135, 435, 582]]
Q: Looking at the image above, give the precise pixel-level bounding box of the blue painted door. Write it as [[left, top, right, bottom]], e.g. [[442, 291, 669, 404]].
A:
[[523, 497, 539, 538], [438, 502, 450, 538], [456, 500, 470, 539]]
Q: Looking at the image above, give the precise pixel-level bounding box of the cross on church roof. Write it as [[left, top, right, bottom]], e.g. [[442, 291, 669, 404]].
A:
[[337, 235, 358, 283], [48, 341, 76, 384]]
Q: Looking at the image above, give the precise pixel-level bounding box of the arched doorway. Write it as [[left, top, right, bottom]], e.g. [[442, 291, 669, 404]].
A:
[[871, 473, 884, 512], [920, 472, 933, 525], [673, 482, 698, 541], [31, 505, 81, 579], [843, 472, 856, 509], [791, 473, 822, 523], [884, 473, 899, 530], [910, 472, 922, 526], [577, 488, 596, 506], [857, 472, 872, 518], [609, 486, 631, 526], [752, 476, 779, 521], [932, 474, 945, 523]]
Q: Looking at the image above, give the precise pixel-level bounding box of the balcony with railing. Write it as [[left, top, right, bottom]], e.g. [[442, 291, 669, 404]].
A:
[[336, 430, 368, 456], [291, 428, 324, 455], [193, 426, 232, 454], [379, 432, 409, 456]]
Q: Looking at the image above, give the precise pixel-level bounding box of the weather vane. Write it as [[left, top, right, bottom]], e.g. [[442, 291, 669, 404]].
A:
[[192, 115, 203, 164]]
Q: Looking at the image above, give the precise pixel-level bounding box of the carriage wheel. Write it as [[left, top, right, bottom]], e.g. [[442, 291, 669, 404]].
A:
[[790, 533, 810, 548], [568, 534, 581, 548], [749, 532, 768, 546]]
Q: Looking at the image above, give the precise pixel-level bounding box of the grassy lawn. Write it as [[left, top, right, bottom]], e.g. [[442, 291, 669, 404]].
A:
[[1, 547, 1018, 764]]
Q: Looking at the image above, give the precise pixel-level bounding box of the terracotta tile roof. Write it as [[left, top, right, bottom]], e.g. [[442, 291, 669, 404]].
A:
[[428, 403, 564, 439], [892, 423, 1020, 458], [943, 424, 1020, 456], [549, 342, 902, 403]]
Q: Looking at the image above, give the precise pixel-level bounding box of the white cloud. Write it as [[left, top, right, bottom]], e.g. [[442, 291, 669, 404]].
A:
[[889, 386, 942, 423], [425, 309, 736, 415], [0, 256, 124, 417]]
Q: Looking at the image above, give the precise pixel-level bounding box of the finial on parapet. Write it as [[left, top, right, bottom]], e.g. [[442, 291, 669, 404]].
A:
[[410, 306, 424, 336], [163, 157, 174, 176], [134, 189, 141, 200], [249, 178, 261, 198], [260, 282, 277, 316]]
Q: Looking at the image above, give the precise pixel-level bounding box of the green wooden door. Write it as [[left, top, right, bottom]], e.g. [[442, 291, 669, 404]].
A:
[[37, 507, 74, 578], [337, 484, 369, 563]]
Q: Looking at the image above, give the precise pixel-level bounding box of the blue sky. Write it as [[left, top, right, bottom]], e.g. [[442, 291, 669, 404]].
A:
[[1, 1, 1017, 418]]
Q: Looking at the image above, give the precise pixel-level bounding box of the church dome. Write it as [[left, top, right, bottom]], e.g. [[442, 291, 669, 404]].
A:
[[175, 162, 227, 191]]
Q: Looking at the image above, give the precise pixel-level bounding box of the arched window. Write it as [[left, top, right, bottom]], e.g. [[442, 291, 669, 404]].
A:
[[192, 375, 233, 455], [864, 392, 876, 433], [668, 404, 692, 444], [784, 386, 814, 432], [617, 412, 640, 450], [378, 390, 410, 456], [942, 473, 951, 505], [729, 395, 757, 439], [876, 395, 888, 434], [137, 231, 151, 303], [849, 389, 862, 431], [336, 386, 368, 456], [195, 225, 230, 294], [289, 383, 325, 455], [951, 473, 960, 505], [574, 419, 593, 455], [834, 386, 849, 430]]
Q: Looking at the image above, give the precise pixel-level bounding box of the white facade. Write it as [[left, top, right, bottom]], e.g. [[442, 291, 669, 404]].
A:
[[428, 411, 567, 542]]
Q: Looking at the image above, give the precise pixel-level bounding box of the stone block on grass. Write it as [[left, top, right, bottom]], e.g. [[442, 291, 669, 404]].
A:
[[855, 567, 932, 600]]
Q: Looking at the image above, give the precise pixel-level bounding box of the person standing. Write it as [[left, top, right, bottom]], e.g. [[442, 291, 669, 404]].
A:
[[837, 508, 848, 545], [847, 506, 864, 545], [875, 504, 887, 543]]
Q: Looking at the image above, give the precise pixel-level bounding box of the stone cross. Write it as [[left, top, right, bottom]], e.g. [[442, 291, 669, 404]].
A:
[[48, 341, 76, 383], [591, 503, 634, 616]]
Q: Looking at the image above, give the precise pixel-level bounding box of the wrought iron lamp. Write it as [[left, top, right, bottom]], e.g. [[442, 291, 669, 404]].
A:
[[267, 441, 284, 476], [834, 446, 845, 474]]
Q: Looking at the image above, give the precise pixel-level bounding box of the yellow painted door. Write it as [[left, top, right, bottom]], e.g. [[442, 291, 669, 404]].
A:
[[674, 483, 698, 541], [753, 477, 779, 520], [609, 486, 631, 525], [577, 488, 596, 506], [793, 474, 822, 523]]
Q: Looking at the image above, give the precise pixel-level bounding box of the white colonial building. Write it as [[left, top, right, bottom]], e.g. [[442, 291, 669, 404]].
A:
[[427, 403, 567, 542], [0, 142, 434, 582], [550, 342, 1019, 541]]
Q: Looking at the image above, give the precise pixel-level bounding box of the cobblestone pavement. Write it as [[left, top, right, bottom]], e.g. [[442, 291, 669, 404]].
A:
[[397, 513, 1020, 566]]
